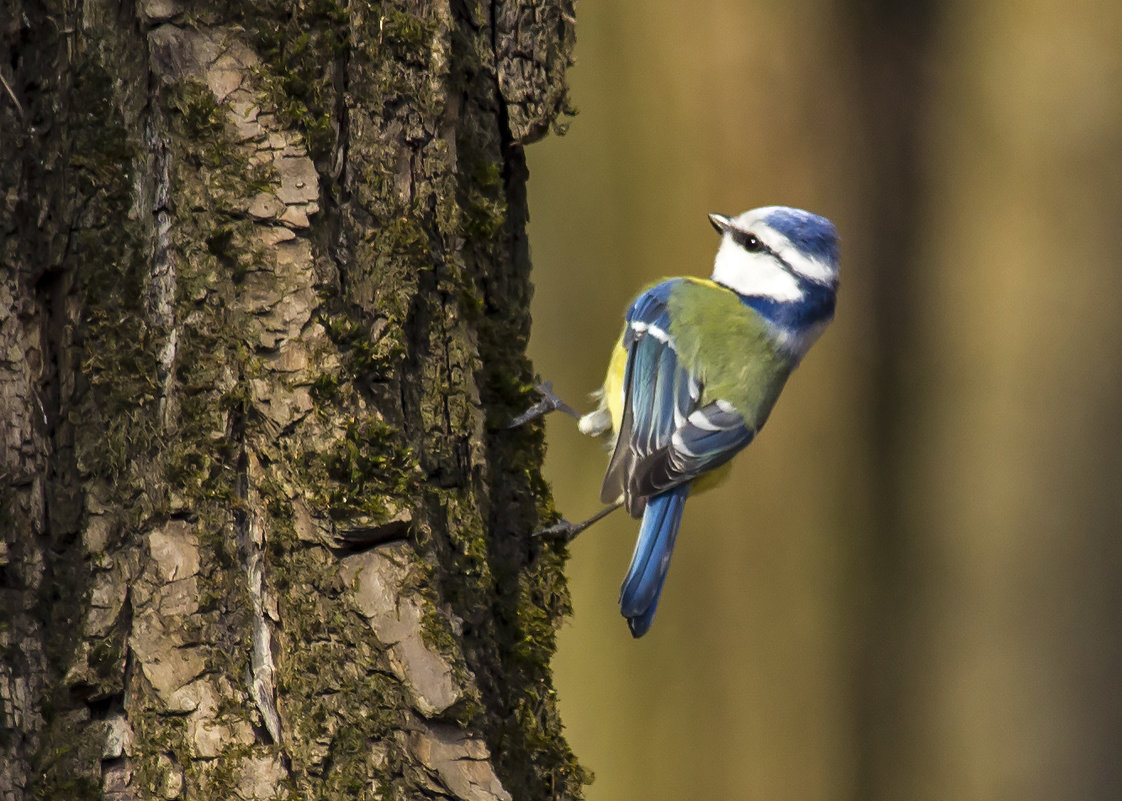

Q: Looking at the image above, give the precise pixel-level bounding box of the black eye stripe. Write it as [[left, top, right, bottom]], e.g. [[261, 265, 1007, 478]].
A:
[[732, 229, 766, 253], [730, 228, 808, 280]]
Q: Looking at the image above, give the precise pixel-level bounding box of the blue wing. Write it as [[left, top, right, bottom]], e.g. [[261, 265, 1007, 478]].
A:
[[601, 281, 757, 516]]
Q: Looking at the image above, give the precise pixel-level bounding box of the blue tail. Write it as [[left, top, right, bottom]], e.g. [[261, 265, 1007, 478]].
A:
[[619, 483, 690, 638]]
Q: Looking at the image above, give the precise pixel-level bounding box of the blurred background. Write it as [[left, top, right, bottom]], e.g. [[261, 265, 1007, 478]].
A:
[[524, 2, 1122, 800]]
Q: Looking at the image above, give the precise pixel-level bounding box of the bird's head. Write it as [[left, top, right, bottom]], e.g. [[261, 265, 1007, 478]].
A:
[[708, 206, 839, 303]]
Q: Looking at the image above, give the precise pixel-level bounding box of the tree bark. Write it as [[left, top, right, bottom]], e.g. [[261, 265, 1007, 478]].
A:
[[0, 0, 584, 799]]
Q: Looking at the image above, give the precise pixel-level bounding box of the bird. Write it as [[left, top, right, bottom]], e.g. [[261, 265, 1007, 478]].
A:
[[518, 206, 839, 637]]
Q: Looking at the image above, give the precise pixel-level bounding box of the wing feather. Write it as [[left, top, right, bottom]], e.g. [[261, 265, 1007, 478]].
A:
[[600, 281, 757, 515]]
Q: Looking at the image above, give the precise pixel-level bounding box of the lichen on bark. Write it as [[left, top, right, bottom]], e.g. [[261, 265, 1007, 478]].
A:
[[0, 0, 584, 799]]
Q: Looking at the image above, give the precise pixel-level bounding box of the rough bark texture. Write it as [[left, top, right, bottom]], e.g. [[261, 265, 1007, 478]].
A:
[[0, 0, 583, 799]]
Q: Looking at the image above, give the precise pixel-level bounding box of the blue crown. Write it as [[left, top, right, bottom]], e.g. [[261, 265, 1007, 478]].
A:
[[764, 208, 839, 266]]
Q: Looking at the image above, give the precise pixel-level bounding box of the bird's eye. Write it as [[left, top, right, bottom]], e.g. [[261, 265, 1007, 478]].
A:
[[738, 231, 764, 253]]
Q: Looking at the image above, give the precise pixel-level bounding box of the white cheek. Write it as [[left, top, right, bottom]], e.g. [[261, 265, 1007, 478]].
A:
[[710, 238, 804, 301]]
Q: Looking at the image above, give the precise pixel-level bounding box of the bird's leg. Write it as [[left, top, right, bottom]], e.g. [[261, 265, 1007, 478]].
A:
[[534, 500, 624, 543], [506, 381, 582, 428]]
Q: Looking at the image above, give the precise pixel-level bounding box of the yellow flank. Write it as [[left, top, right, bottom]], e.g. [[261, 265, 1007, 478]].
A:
[[600, 326, 730, 497], [605, 335, 628, 433], [689, 461, 733, 495]]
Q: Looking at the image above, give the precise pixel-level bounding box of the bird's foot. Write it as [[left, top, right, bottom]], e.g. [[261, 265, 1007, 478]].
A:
[[532, 518, 583, 543], [505, 381, 581, 428], [532, 501, 624, 543]]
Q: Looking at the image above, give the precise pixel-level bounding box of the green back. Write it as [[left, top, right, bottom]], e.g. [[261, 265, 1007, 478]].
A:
[[666, 277, 794, 430]]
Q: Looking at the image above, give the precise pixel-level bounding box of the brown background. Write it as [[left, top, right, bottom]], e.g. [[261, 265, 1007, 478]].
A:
[[526, 1, 1122, 799]]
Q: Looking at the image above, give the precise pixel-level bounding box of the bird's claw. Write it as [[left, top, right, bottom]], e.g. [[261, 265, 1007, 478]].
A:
[[532, 519, 579, 542], [532, 501, 623, 543], [505, 381, 581, 428]]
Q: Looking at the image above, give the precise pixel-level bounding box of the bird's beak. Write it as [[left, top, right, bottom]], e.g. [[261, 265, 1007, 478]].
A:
[[708, 213, 732, 235]]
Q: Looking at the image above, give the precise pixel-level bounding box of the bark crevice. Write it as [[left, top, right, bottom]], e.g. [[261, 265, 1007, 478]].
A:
[[2, 1, 584, 798]]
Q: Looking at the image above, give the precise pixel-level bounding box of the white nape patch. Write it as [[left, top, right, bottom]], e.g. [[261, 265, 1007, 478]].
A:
[[710, 236, 804, 302], [763, 229, 837, 284]]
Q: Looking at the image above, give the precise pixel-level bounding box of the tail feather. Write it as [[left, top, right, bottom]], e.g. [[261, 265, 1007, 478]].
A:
[[619, 483, 690, 637], [625, 579, 666, 638]]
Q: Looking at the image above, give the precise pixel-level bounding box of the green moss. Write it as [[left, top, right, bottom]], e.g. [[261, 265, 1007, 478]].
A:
[[67, 61, 162, 486], [36, 43, 163, 787], [101, 57, 298, 794], [30, 682, 111, 796], [30, 738, 102, 801], [321, 308, 412, 383], [267, 528, 417, 795], [86, 630, 127, 694], [461, 159, 508, 243], [416, 18, 589, 792], [307, 373, 337, 404], [238, 0, 348, 161], [299, 414, 419, 529], [50, 2, 587, 797], [169, 79, 226, 138], [204, 225, 254, 284]]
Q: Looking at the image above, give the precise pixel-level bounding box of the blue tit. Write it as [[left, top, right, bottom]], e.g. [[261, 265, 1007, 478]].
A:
[[574, 206, 840, 637]]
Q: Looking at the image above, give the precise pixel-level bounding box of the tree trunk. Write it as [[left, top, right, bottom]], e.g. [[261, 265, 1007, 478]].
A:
[[0, 1, 584, 799]]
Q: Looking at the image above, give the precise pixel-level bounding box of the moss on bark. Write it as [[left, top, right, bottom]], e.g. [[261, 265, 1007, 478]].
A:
[[2, 0, 583, 799]]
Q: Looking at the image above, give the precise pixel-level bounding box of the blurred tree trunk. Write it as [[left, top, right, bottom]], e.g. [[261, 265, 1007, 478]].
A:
[[0, 1, 586, 799], [848, 3, 1122, 801]]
